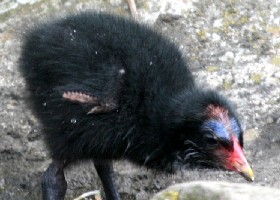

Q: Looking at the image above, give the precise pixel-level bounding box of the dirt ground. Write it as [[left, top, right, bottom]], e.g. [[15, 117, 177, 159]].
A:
[[0, 0, 279, 200]]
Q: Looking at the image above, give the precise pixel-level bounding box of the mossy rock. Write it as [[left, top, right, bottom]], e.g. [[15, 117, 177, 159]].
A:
[[151, 181, 280, 200]]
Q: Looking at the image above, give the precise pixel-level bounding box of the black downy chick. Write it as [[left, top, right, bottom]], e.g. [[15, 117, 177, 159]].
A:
[[19, 12, 254, 200]]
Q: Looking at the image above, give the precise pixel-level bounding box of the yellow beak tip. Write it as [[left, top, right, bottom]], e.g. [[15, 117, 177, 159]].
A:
[[240, 166, 255, 182]]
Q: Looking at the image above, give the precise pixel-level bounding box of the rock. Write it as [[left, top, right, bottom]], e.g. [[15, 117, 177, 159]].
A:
[[266, 117, 274, 124], [219, 51, 235, 62], [212, 33, 221, 42], [243, 128, 259, 142], [213, 19, 223, 28], [150, 181, 280, 200]]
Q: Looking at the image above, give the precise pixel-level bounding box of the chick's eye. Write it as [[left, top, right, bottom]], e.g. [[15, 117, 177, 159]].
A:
[[204, 134, 218, 146]]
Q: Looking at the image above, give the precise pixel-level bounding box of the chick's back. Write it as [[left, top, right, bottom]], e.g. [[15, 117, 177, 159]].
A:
[[19, 12, 194, 160]]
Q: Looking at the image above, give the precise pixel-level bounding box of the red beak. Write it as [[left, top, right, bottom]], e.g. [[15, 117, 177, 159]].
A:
[[220, 136, 254, 181]]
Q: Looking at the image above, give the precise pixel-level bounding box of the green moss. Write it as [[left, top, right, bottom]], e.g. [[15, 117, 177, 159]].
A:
[[222, 7, 249, 30], [267, 26, 280, 35], [223, 80, 233, 90], [250, 73, 262, 84], [240, 16, 249, 24], [271, 56, 280, 66], [141, 1, 149, 10], [197, 30, 207, 40], [162, 191, 179, 200], [206, 65, 221, 72]]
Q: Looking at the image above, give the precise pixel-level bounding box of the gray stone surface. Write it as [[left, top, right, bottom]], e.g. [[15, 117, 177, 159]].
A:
[[151, 181, 280, 200]]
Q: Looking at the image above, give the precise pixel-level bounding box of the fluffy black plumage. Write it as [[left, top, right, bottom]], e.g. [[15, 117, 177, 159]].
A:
[[19, 12, 250, 200]]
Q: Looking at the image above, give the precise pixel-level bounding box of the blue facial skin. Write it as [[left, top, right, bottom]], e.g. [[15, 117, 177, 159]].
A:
[[230, 118, 241, 136], [201, 118, 241, 141]]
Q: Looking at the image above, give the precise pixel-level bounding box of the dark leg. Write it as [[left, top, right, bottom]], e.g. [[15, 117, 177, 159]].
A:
[[94, 160, 120, 200], [42, 160, 67, 200]]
